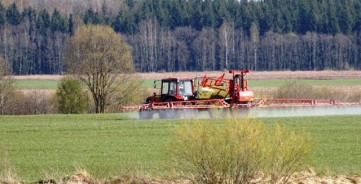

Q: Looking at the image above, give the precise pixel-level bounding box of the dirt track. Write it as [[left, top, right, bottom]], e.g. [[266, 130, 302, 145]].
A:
[[22, 170, 361, 184]]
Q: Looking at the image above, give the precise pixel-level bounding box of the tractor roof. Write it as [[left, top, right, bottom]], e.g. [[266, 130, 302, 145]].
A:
[[161, 77, 193, 81]]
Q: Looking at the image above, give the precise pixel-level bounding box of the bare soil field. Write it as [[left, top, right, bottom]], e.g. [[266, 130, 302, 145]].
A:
[[12, 70, 361, 80]]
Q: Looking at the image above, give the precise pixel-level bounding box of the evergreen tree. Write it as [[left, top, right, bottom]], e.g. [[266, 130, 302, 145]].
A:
[[101, 2, 111, 25], [51, 8, 67, 33], [113, 10, 137, 34], [298, 0, 317, 34], [22, 7, 37, 74], [83, 8, 103, 25], [168, 0, 185, 29], [35, 9, 51, 74], [126, 0, 136, 9], [138, 0, 154, 21], [337, 0, 354, 34], [36, 9, 51, 36], [230, 1, 243, 29], [0, 0, 360, 74], [202, 0, 216, 28], [189, 0, 203, 30], [22, 7, 37, 22], [6, 3, 21, 25], [325, 0, 340, 34], [0, 2, 6, 26], [354, 1, 361, 32], [83, 8, 94, 24], [213, 0, 231, 28], [240, 1, 256, 34], [68, 14, 75, 36]]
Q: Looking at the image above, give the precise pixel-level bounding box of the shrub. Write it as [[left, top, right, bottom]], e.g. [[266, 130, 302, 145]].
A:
[[265, 124, 311, 183], [56, 77, 88, 114], [348, 93, 361, 102], [0, 55, 16, 115], [0, 146, 19, 184], [274, 80, 347, 101], [2, 90, 57, 115], [106, 81, 147, 113], [167, 117, 311, 184], [275, 80, 315, 99], [0, 79, 16, 115]]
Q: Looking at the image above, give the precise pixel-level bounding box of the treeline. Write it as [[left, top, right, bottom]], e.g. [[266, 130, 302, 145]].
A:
[[1, 0, 361, 74]]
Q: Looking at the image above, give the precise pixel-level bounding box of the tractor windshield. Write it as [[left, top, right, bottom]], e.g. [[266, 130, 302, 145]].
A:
[[161, 79, 193, 96], [179, 80, 193, 95]]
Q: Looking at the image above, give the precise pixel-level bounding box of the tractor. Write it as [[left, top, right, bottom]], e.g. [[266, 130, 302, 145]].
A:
[[137, 70, 255, 119], [120, 70, 361, 119]]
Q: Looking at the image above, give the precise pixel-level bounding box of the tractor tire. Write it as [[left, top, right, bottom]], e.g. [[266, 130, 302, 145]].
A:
[[164, 97, 181, 119], [182, 109, 200, 118], [159, 109, 181, 119]]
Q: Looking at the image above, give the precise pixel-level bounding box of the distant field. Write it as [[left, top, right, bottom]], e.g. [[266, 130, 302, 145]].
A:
[[15, 79, 60, 89], [13, 71, 361, 89], [142, 78, 361, 88], [13, 78, 361, 90], [1, 114, 361, 181]]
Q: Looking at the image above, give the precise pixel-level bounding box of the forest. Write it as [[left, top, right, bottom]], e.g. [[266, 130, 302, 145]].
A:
[[1, 0, 361, 74]]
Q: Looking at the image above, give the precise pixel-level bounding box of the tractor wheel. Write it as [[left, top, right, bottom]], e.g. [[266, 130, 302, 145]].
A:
[[139, 110, 153, 119], [158, 111, 168, 119], [159, 109, 181, 119], [182, 109, 200, 118], [157, 97, 181, 119]]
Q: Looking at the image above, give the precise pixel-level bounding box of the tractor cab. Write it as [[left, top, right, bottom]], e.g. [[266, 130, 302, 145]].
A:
[[145, 78, 195, 103], [160, 78, 194, 101]]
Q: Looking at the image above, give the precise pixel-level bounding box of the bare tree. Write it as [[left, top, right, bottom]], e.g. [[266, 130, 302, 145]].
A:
[[219, 21, 234, 70], [65, 25, 136, 113], [139, 18, 159, 72], [159, 29, 177, 72], [250, 22, 260, 71], [192, 27, 216, 71]]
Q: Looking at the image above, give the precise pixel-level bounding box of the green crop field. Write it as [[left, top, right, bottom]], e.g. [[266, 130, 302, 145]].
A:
[[14, 78, 361, 90], [139, 78, 361, 90], [1, 113, 361, 182], [249, 79, 361, 87], [15, 79, 60, 89]]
